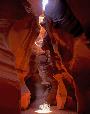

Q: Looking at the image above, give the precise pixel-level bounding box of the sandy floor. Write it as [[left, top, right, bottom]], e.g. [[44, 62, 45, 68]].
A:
[[22, 82, 77, 114], [21, 106, 77, 114]]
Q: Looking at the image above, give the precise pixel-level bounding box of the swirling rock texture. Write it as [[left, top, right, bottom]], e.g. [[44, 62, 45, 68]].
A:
[[45, 0, 90, 113], [8, 16, 39, 110], [0, 0, 40, 113], [0, 0, 90, 114], [0, 33, 21, 114]]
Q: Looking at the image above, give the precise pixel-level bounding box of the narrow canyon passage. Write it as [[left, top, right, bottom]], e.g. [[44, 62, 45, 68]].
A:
[[21, 13, 77, 114], [0, 0, 90, 114]]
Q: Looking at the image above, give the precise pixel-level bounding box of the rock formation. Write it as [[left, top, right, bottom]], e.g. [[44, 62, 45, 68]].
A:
[[44, 1, 90, 113], [0, 31, 20, 114], [0, 0, 90, 114], [0, 0, 39, 113]]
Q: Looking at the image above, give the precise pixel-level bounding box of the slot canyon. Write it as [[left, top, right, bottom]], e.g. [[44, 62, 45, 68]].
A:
[[0, 0, 90, 114]]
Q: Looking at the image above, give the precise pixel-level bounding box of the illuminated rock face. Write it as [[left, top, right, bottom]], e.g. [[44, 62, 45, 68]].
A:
[[46, 19, 90, 113], [8, 16, 39, 85], [1, 0, 90, 113], [0, 0, 39, 112], [8, 16, 39, 110], [21, 84, 31, 110]]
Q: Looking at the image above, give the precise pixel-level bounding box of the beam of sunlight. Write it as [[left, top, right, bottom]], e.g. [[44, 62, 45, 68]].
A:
[[42, 0, 48, 11]]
